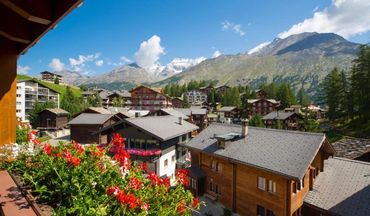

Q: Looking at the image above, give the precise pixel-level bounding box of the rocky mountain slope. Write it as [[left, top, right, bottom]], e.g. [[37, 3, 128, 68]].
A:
[[153, 32, 359, 94]]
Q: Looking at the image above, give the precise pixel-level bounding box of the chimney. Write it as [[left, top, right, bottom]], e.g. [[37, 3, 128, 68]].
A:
[[179, 117, 183, 125], [241, 119, 249, 137]]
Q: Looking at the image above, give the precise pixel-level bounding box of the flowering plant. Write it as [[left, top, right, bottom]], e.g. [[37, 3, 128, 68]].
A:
[[2, 132, 201, 215]]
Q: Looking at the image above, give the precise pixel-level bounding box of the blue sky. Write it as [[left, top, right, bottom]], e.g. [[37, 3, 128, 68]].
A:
[[18, 0, 370, 76]]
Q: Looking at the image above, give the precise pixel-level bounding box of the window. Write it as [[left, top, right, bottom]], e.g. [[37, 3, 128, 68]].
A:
[[268, 180, 276, 193], [211, 160, 216, 170], [164, 159, 168, 167], [257, 177, 266, 190], [216, 162, 222, 173], [16, 94, 21, 97], [171, 155, 175, 162], [257, 205, 265, 216], [266, 209, 275, 216], [292, 181, 297, 194], [302, 175, 305, 188]]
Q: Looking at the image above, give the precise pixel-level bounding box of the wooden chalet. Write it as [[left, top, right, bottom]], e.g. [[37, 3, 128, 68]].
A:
[[171, 97, 184, 108], [247, 98, 280, 117], [38, 108, 69, 129], [68, 113, 121, 144], [130, 86, 172, 111], [262, 110, 302, 130], [40, 71, 63, 83], [255, 89, 267, 99], [217, 106, 241, 123], [183, 121, 336, 216]]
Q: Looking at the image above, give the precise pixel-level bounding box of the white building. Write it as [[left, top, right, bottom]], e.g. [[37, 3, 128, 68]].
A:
[[16, 79, 59, 122], [99, 115, 198, 184], [185, 90, 207, 105]]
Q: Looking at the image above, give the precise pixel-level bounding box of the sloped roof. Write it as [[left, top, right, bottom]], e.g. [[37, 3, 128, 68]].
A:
[[160, 108, 189, 120], [68, 113, 114, 125], [40, 108, 69, 115], [332, 138, 370, 160], [175, 107, 207, 116], [218, 106, 237, 112], [123, 115, 198, 141], [262, 111, 299, 120], [304, 157, 370, 216], [247, 98, 279, 104], [184, 123, 329, 180], [86, 107, 112, 114]]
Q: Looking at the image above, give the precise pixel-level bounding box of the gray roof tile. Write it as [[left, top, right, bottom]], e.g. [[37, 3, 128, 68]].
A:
[[262, 111, 298, 120], [184, 123, 326, 179], [124, 115, 198, 141], [68, 113, 114, 125], [304, 157, 370, 216]]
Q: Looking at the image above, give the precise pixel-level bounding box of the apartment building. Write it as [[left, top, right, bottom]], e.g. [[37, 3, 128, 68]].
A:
[[130, 86, 172, 111], [183, 121, 335, 216], [40, 71, 63, 83], [16, 79, 59, 122], [100, 116, 198, 182], [185, 90, 207, 105]]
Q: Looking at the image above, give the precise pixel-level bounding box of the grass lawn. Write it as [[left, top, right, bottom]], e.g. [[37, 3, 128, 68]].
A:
[[16, 74, 81, 97]]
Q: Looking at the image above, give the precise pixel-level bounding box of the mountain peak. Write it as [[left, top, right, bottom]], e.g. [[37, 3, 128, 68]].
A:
[[248, 32, 353, 56]]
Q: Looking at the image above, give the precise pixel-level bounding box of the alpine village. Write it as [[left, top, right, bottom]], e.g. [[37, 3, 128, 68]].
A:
[[0, 1, 370, 216]]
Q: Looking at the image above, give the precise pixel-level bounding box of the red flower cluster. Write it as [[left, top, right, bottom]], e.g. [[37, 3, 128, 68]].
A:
[[129, 177, 142, 190], [138, 161, 148, 172], [146, 172, 170, 189], [107, 186, 141, 209], [127, 148, 161, 157], [72, 140, 85, 154], [192, 197, 199, 208], [64, 150, 80, 166], [43, 144, 52, 156], [27, 130, 41, 145], [176, 169, 188, 187], [177, 201, 186, 215], [111, 133, 131, 173]]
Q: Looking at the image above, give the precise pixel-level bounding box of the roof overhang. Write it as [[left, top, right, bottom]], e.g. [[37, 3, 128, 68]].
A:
[[0, 0, 83, 56]]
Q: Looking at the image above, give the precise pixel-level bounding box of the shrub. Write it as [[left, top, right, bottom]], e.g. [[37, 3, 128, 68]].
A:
[[3, 132, 201, 215]]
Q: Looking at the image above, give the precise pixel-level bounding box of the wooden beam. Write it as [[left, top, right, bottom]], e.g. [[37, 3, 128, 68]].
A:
[[0, 0, 52, 25], [0, 4, 33, 44]]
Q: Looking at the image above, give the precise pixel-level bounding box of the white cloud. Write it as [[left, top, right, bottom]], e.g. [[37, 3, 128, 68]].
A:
[[221, 21, 245, 36], [279, 0, 370, 39], [17, 65, 31, 74], [212, 50, 222, 58], [68, 53, 101, 71], [48, 58, 64, 71], [247, 41, 271, 55], [134, 35, 165, 73], [164, 57, 206, 74], [95, 60, 104, 67], [120, 56, 133, 63]]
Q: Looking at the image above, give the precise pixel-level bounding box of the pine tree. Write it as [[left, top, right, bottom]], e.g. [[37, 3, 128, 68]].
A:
[[249, 114, 264, 127], [322, 68, 345, 120], [28, 101, 56, 128], [297, 85, 309, 107], [112, 96, 124, 107], [61, 86, 82, 118], [351, 45, 370, 121]]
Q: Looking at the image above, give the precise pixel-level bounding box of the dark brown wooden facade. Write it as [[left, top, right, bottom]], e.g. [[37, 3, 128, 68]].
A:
[[171, 98, 184, 108], [0, 0, 81, 146], [188, 142, 332, 216], [38, 109, 68, 129], [70, 116, 120, 144], [248, 98, 280, 117]]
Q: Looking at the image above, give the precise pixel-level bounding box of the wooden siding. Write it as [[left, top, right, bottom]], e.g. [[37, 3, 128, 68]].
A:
[[0, 37, 17, 145], [39, 111, 68, 129]]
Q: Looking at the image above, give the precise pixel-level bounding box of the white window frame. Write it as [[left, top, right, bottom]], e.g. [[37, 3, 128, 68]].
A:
[[268, 180, 276, 193], [258, 176, 266, 190]]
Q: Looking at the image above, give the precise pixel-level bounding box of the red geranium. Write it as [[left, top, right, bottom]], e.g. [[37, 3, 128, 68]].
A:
[[176, 169, 188, 187], [43, 144, 52, 156], [129, 177, 142, 190]]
